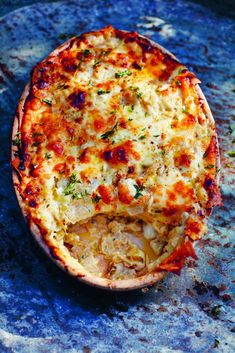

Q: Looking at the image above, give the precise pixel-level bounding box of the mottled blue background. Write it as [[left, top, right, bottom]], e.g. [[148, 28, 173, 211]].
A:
[[0, 1, 234, 352]]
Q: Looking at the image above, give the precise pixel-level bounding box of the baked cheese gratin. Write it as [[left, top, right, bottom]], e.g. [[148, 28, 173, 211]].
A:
[[12, 26, 221, 290]]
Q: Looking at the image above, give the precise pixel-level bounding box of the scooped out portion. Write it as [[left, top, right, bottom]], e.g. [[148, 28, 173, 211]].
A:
[[12, 26, 221, 286], [64, 215, 164, 280]]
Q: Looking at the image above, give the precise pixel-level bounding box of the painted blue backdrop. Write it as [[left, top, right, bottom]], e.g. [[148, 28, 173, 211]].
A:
[[0, 1, 234, 352]]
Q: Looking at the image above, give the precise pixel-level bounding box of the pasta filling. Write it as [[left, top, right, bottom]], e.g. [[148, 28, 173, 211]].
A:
[[59, 215, 184, 280]]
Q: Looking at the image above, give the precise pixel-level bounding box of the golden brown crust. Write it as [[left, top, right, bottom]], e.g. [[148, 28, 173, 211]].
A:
[[11, 26, 220, 290]]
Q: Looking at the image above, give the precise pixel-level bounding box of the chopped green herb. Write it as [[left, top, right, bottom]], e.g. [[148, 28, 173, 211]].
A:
[[134, 184, 145, 199], [182, 108, 188, 113], [128, 105, 134, 113], [205, 164, 215, 169], [137, 91, 143, 99], [32, 141, 41, 147], [93, 59, 100, 68], [228, 150, 235, 157], [115, 70, 132, 78], [139, 135, 146, 140], [88, 80, 93, 87], [128, 118, 133, 121], [129, 86, 143, 98], [83, 49, 91, 57], [12, 132, 20, 146], [154, 135, 160, 138], [101, 123, 118, 140], [225, 163, 232, 168], [110, 110, 117, 115], [211, 305, 221, 317], [72, 190, 90, 200], [42, 98, 52, 106], [45, 152, 52, 159], [161, 150, 166, 156], [228, 125, 233, 134], [92, 195, 101, 203], [63, 173, 81, 196], [71, 192, 81, 200], [176, 80, 181, 86], [97, 89, 111, 95], [32, 132, 43, 138]]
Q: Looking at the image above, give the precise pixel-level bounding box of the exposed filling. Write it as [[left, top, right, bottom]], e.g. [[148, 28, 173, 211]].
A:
[[56, 214, 186, 280]]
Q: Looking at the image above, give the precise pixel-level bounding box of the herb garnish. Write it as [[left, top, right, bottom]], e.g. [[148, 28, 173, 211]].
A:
[[92, 195, 101, 203], [63, 173, 81, 196], [72, 190, 90, 200], [12, 132, 20, 146], [101, 122, 118, 140], [225, 163, 232, 168], [205, 165, 215, 169], [83, 49, 91, 57], [129, 86, 143, 99], [45, 152, 52, 159], [115, 70, 132, 78], [32, 132, 43, 138], [176, 80, 181, 86], [137, 90, 143, 99], [42, 98, 52, 105], [93, 59, 100, 68], [139, 135, 146, 140], [128, 105, 134, 113], [32, 141, 41, 147], [97, 89, 111, 95], [134, 184, 145, 199]]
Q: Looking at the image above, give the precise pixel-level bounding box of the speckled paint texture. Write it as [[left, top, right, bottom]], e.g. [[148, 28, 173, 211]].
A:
[[0, 1, 234, 352]]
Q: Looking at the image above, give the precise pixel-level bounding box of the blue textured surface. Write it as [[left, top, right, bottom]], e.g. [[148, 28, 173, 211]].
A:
[[0, 1, 234, 352]]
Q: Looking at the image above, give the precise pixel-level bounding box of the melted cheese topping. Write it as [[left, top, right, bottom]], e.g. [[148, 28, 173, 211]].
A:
[[13, 26, 221, 280]]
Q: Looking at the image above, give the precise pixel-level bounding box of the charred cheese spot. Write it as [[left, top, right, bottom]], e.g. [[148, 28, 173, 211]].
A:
[[68, 91, 86, 109], [14, 26, 220, 282]]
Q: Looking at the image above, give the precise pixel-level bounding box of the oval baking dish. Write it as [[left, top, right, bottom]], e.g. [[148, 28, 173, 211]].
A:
[[11, 26, 221, 290]]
